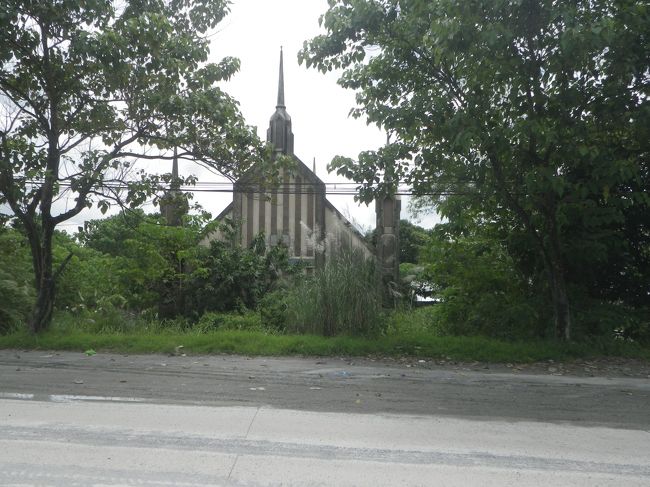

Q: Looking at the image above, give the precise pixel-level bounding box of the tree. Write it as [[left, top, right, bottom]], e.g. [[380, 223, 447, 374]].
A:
[[398, 219, 429, 264], [79, 211, 200, 315], [364, 219, 429, 264], [420, 222, 545, 339], [77, 212, 291, 318], [300, 0, 650, 340], [0, 0, 265, 332]]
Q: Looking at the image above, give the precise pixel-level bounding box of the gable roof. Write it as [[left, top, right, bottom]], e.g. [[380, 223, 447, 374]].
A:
[[235, 154, 325, 192]]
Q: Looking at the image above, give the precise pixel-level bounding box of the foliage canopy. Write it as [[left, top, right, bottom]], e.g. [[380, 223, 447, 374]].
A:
[[0, 0, 264, 331], [301, 0, 650, 339]]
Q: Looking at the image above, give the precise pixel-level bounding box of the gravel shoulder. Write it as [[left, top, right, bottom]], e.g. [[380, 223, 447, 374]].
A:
[[1, 350, 649, 429], [380, 355, 650, 379]]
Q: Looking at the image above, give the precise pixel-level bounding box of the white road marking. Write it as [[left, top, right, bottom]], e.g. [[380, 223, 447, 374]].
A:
[[0, 392, 34, 400], [48, 394, 147, 403]]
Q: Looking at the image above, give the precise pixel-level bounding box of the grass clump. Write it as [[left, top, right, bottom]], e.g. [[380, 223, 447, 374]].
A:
[[262, 249, 382, 336]]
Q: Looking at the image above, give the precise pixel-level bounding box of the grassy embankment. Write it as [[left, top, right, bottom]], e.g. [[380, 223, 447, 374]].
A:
[[1, 310, 648, 363]]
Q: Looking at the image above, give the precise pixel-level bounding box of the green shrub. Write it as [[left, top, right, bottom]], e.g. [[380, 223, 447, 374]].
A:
[[386, 306, 441, 335], [0, 228, 34, 333], [185, 232, 292, 318], [259, 290, 289, 332], [571, 297, 650, 345], [0, 277, 33, 334], [417, 229, 550, 339], [271, 250, 383, 336], [53, 303, 145, 334], [194, 311, 263, 333], [54, 235, 122, 313]]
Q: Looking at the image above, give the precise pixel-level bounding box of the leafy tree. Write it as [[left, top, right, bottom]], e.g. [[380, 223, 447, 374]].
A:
[[78, 211, 203, 315], [365, 219, 429, 264], [301, 0, 649, 340], [0, 0, 264, 332], [398, 219, 429, 264], [419, 222, 547, 338], [77, 212, 290, 318], [79, 209, 149, 257]]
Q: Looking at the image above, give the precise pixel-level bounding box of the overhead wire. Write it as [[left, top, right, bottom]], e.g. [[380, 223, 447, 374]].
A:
[[19, 179, 478, 197]]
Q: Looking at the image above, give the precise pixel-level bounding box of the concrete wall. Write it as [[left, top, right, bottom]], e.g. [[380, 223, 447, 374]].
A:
[[324, 204, 374, 261]]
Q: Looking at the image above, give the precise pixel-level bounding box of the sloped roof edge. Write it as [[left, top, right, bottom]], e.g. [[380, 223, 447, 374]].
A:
[[235, 155, 325, 189], [324, 199, 375, 254]]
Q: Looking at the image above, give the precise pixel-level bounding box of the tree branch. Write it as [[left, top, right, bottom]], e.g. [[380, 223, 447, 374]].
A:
[[52, 131, 142, 225]]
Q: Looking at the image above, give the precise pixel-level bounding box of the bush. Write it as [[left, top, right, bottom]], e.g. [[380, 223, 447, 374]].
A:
[[53, 305, 142, 334], [194, 311, 263, 333], [418, 231, 547, 339], [259, 290, 289, 332], [0, 228, 34, 333], [54, 233, 123, 312], [186, 233, 291, 318], [0, 277, 33, 334], [386, 306, 441, 336], [571, 297, 650, 346], [263, 250, 383, 336]]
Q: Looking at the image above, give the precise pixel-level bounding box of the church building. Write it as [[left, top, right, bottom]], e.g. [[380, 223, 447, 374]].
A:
[[203, 49, 380, 270], [201, 48, 400, 299]]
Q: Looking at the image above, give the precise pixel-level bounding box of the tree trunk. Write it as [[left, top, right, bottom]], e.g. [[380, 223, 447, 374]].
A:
[[546, 218, 571, 341], [29, 271, 55, 333], [28, 224, 56, 333], [547, 258, 571, 341]]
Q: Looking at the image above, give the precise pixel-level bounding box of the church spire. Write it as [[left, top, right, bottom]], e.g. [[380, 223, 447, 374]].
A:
[[277, 46, 285, 108], [267, 47, 294, 155]]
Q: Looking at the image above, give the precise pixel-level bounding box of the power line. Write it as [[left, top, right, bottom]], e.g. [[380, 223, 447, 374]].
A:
[[21, 179, 474, 197]]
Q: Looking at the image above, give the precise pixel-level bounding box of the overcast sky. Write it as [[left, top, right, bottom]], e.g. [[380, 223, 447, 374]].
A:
[[16, 0, 439, 233]]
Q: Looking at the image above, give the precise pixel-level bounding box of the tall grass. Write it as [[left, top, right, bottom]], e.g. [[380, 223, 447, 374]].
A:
[[283, 250, 382, 336]]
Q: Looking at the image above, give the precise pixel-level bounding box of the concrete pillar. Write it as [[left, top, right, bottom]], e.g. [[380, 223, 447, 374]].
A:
[[376, 195, 401, 307]]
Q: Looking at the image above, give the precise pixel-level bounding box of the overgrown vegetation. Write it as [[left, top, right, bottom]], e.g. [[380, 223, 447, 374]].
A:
[[1, 307, 648, 363], [0, 227, 34, 333], [0, 213, 291, 333], [1, 0, 649, 358], [0, 0, 265, 332], [301, 0, 650, 341], [1, 209, 649, 353], [405, 223, 650, 345], [261, 249, 382, 336]]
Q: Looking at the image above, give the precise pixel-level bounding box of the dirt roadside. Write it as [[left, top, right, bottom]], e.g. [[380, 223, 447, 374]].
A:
[[1, 350, 649, 429], [377, 355, 650, 379]]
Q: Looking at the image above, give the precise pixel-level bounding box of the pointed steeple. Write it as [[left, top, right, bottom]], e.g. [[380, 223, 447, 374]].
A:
[[277, 47, 285, 108], [267, 47, 294, 155]]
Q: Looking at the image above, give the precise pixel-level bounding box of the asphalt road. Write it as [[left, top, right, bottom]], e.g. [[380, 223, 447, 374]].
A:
[[1, 350, 649, 486]]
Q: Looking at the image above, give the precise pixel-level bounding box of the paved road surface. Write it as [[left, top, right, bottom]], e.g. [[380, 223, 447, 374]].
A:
[[1, 350, 649, 486]]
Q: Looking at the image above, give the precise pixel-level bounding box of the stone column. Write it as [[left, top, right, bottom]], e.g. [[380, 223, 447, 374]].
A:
[[375, 194, 401, 307]]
